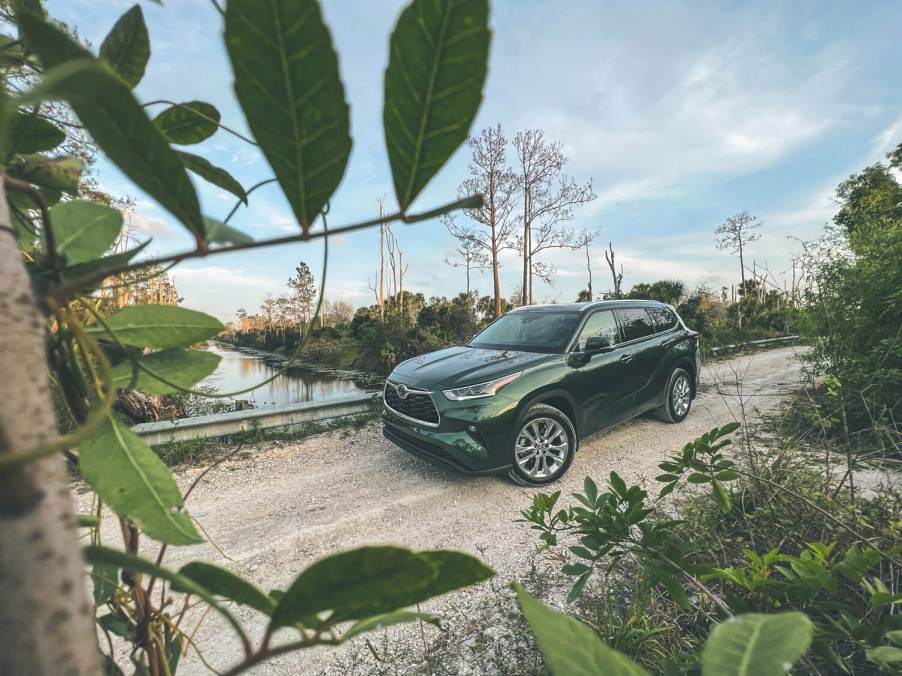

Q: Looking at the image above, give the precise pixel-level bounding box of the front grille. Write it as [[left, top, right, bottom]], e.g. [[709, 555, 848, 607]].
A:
[[384, 381, 439, 426]]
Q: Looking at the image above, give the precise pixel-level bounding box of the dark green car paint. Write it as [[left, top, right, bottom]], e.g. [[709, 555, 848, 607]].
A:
[[382, 300, 699, 476]]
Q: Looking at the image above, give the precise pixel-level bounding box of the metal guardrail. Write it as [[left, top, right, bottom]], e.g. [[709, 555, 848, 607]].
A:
[[707, 334, 800, 354], [132, 393, 380, 446]]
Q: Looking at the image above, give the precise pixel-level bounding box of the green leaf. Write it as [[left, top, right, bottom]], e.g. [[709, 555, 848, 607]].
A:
[[178, 151, 247, 204], [99, 4, 149, 88], [656, 473, 680, 482], [514, 584, 649, 675], [342, 611, 438, 643], [79, 416, 202, 545], [204, 217, 253, 245], [270, 546, 435, 628], [88, 304, 224, 349], [867, 646, 902, 666], [7, 153, 82, 193], [50, 200, 123, 264], [609, 472, 628, 496], [153, 101, 220, 145], [91, 561, 119, 604], [111, 348, 221, 394], [383, 0, 490, 210], [16, 13, 205, 240], [175, 562, 274, 615], [886, 630, 902, 647], [60, 239, 150, 292], [97, 612, 131, 639], [701, 612, 814, 676], [717, 421, 741, 437], [3, 111, 65, 155], [712, 479, 731, 513], [687, 473, 711, 484], [270, 547, 492, 628], [225, 0, 351, 231]]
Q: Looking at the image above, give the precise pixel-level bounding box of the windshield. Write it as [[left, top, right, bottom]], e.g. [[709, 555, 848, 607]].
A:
[[469, 311, 582, 353]]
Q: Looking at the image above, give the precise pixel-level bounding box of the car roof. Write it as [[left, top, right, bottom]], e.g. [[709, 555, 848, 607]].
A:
[[509, 300, 671, 314]]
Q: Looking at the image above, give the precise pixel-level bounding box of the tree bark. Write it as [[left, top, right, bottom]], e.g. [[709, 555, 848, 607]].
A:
[[0, 184, 100, 673]]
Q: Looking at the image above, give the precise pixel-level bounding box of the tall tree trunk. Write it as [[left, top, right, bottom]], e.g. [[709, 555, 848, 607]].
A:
[[491, 226, 501, 318], [585, 241, 592, 299], [379, 202, 385, 320], [738, 236, 746, 289], [0, 185, 100, 673], [521, 186, 529, 306]]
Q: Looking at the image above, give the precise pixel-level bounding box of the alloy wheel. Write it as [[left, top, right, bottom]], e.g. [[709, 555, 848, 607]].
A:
[[514, 417, 570, 480], [672, 374, 691, 417]]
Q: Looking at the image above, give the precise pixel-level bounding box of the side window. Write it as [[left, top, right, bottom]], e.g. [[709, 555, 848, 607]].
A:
[[649, 307, 678, 332], [573, 310, 619, 351], [617, 308, 657, 342]]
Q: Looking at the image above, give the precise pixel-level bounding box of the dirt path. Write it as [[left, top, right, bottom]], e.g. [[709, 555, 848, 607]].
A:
[[79, 346, 809, 674]]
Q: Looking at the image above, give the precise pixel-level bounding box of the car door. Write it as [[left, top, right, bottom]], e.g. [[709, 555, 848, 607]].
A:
[[614, 307, 664, 409], [563, 309, 633, 435]]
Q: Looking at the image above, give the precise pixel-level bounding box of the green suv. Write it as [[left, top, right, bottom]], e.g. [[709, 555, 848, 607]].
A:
[[382, 300, 699, 485]]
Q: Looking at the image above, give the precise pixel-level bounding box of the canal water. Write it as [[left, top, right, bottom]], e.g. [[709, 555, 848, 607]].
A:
[[198, 342, 381, 409]]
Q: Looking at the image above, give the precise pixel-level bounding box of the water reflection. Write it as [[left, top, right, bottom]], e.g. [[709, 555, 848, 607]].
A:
[[199, 342, 378, 408]]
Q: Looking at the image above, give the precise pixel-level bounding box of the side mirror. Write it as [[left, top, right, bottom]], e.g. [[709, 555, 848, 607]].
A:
[[585, 335, 613, 352]]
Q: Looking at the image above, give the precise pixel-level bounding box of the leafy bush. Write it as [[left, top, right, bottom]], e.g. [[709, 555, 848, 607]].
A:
[[519, 425, 902, 673]]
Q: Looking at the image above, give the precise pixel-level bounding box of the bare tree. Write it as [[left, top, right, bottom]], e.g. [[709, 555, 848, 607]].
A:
[[715, 210, 762, 290], [378, 197, 386, 319], [575, 227, 599, 300], [446, 125, 518, 317], [604, 241, 623, 298], [445, 226, 489, 297], [513, 129, 595, 305]]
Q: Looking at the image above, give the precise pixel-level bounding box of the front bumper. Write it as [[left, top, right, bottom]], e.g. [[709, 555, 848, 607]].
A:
[[381, 389, 518, 475]]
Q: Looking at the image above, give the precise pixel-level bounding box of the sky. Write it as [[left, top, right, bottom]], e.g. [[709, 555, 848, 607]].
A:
[[53, 0, 902, 322]]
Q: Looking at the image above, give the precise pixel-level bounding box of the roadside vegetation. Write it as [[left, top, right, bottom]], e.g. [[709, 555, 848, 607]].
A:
[[511, 144, 902, 674]]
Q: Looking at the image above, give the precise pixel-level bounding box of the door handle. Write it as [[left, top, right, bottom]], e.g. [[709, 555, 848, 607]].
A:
[[620, 353, 633, 363]]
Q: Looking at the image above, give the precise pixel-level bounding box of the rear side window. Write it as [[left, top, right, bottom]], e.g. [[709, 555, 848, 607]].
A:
[[573, 310, 619, 351], [617, 308, 656, 342], [649, 307, 678, 332]]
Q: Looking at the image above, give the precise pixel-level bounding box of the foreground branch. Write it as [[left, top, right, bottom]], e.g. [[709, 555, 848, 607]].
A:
[[50, 195, 482, 302]]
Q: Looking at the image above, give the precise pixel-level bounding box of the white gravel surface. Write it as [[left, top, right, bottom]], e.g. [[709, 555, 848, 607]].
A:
[[77, 346, 811, 675]]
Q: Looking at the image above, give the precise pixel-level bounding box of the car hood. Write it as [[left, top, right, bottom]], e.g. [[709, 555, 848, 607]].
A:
[[388, 346, 555, 391]]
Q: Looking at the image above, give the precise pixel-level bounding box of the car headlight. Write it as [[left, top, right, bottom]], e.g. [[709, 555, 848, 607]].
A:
[[443, 372, 523, 401]]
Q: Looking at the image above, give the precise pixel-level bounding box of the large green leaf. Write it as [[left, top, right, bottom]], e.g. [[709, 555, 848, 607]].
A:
[[88, 305, 224, 349], [224, 0, 351, 231], [270, 547, 435, 628], [271, 547, 492, 629], [701, 612, 814, 676], [175, 562, 274, 615], [99, 4, 149, 88], [384, 0, 490, 210], [153, 102, 220, 145], [80, 417, 202, 545], [17, 10, 206, 239], [50, 200, 123, 264], [178, 151, 247, 203], [7, 153, 82, 193], [514, 584, 649, 676], [111, 348, 220, 394], [3, 111, 65, 154], [60, 239, 150, 292]]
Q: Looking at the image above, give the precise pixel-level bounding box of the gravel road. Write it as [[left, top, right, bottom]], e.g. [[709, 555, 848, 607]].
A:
[[79, 346, 809, 674]]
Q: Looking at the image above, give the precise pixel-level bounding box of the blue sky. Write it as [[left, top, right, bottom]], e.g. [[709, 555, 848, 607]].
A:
[[55, 0, 902, 321]]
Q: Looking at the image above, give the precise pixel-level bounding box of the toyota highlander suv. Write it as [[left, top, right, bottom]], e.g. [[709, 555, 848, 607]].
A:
[[382, 300, 699, 485]]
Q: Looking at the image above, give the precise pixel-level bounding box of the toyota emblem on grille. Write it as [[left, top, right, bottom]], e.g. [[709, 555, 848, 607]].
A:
[[395, 384, 409, 399]]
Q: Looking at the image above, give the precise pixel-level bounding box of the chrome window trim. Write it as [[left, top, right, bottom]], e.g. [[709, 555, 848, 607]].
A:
[[383, 381, 441, 428]]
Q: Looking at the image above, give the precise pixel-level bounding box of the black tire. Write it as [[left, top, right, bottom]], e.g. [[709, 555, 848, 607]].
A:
[[508, 403, 578, 486], [654, 367, 692, 423]]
